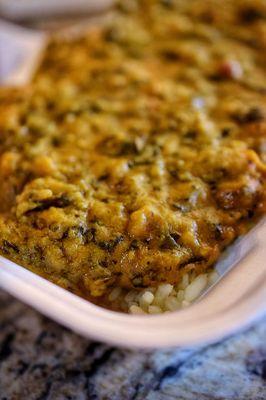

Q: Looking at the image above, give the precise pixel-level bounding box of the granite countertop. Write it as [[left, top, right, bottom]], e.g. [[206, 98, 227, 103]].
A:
[[0, 289, 265, 400]]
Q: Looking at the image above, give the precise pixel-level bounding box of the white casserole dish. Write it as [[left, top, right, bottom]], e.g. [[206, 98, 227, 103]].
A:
[[0, 20, 265, 349]]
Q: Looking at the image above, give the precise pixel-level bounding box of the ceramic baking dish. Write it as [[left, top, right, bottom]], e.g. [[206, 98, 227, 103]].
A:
[[0, 19, 265, 349]]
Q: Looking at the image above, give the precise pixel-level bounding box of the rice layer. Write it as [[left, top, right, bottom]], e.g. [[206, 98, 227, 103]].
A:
[[108, 270, 219, 314]]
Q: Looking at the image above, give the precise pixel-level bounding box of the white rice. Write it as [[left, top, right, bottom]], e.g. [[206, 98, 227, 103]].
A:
[[109, 269, 219, 314]]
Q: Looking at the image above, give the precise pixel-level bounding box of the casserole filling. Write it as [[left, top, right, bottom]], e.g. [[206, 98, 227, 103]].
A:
[[0, 0, 265, 312]]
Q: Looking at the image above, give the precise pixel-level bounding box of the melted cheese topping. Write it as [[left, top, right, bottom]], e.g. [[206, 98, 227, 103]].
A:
[[0, 0, 265, 308]]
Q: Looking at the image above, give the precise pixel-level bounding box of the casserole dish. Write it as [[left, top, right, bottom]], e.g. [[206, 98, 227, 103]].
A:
[[0, 2, 265, 347]]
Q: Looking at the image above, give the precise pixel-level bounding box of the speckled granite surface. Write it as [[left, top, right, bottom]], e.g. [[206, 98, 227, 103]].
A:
[[0, 289, 265, 400]]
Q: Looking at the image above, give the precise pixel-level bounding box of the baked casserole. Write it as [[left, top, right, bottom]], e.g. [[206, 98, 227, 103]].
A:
[[0, 0, 265, 313]]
